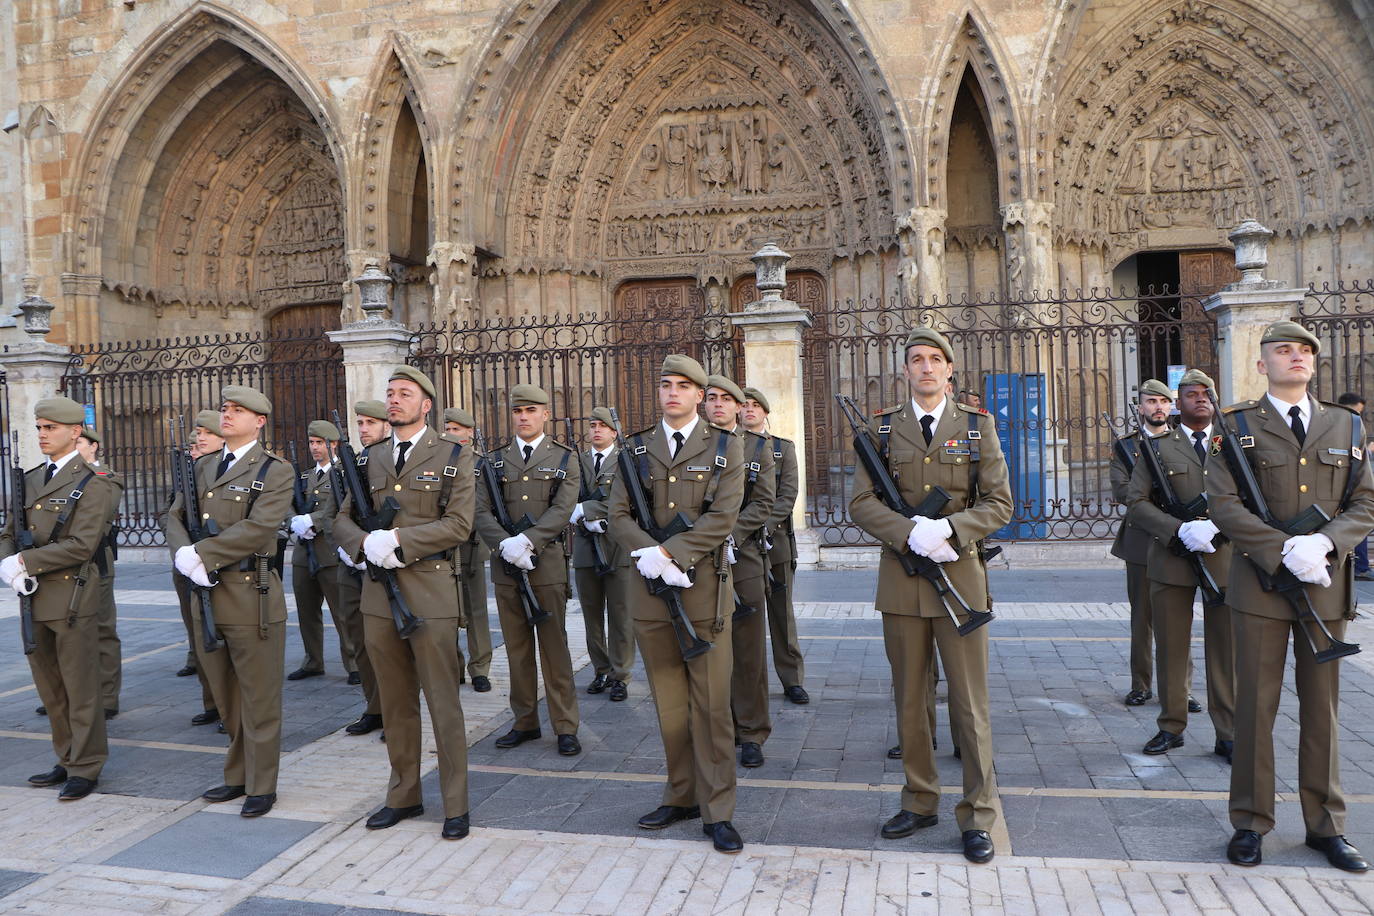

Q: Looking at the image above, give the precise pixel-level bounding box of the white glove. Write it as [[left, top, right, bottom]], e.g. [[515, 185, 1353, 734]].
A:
[[0, 554, 24, 588], [11, 574, 37, 596], [1282, 534, 1333, 579], [363, 529, 402, 567], [290, 514, 316, 540], [174, 545, 212, 587], [726, 539, 738, 564], [337, 546, 363, 570], [907, 516, 954, 556], [1291, 562, 1332, 587], [570, 503, 586, 526], [508, 550, 536, 571], [632, 546, 673, 580], [927, 541, 960, 564], [1177, 519, 1219, 553], [583, 518, 607, 534], [660, 564, 693, 588], [499, 533, 534, 565]]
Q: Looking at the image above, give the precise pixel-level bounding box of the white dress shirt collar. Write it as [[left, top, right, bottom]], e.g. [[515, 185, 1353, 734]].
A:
[[663, 415, 700, 454], [1266, 392, 1311, 428], [392, 427, 425, 465], [47, 448, 81, 475], [220, 439, 257, 470], [910, 397, 947, 430], [516, 433, 545, 457]]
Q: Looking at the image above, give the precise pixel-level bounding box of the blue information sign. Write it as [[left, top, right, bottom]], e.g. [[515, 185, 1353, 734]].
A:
[[984, 373, 1047, 540]]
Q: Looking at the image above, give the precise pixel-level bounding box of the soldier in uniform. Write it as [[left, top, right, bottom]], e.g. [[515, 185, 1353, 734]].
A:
[[1125, 369, 1236, 762], [572, 406, 634, 702], [337, 401, 389, 736], [476, 384, 583, 755], [75, 427, 123, 720], [739, 387, 808, 705], [1112, 379, 1173, 707], [287, 420, 358, 683], [1206, 321, 1374, 872], [704, 374, 776, 768], [170, 410, 223, 727], [850, 328, 1012, 864], [608, 354, 747, 852], [166, 385, 295, 817], [442, 407, 493, 693], [1, 396, 119, 801], [334, 366, 477, 840]]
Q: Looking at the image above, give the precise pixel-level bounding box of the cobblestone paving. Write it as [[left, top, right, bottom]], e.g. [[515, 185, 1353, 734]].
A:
[[0, 563, 1372, 913]]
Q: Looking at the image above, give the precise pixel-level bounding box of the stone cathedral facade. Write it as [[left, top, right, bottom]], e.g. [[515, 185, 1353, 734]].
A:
[[2, 0, 1372, 346]]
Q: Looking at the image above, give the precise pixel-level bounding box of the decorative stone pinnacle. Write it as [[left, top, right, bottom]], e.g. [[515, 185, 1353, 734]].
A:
[[17, 275, 54, 338], [353, 259, 393, 317], [751, 243, 791, 303], [1228, 219, 1273, 285]]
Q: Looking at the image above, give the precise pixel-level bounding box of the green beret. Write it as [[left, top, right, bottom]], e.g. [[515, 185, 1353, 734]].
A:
[[443, 407, 476, 427], [34, 396, 85, 425], [660, 354, 708, 388], [1176, 369, 1216, 392], [79, 426, 100, 444], [902, 327, 954, 362], [388, 365, 436, 399], [511, 384, 550, 407], [354, 400, 387, 421], [221, 385, 272, 416], [741, 387, 771, 413], [706, 374, 746, 404], [589, 406, 615, 426], [193, 409, 222, 433], [307, 420, 341, 441], [1138, 379, 1174, 399], [1260, 320, 1321, 355]]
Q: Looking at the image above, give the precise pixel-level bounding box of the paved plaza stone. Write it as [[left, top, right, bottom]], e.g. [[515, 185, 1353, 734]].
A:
[[1, 562, 1373, 913]]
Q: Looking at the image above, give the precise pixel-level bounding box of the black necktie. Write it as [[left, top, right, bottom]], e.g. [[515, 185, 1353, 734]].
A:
[[315, 468, 325, 482], [594, 453, 603, 476], [672, 431, 686, 458], [43, 463, 56, 483], [395, 441, 411, 472], [522, 444, 533, 464], [216, 452, 232, 479], [920, 414, 935, 446], [1192, 430, 1207, 464], [1289, 405, 1306, 446]]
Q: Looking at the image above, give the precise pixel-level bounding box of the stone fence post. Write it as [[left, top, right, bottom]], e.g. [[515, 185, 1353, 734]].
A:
[[328, 260, 411, 422], [4, 284, 72, 466], [1203, 220, 1308, 404]]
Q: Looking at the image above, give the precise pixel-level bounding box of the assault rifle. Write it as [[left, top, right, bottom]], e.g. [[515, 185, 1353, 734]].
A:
[[836, 395, 992, 635], [287, 441, 321, 577], [170, 417, 221, 653], [8, 432, 38, 654], [1134, 426, 1227, 607], [1207, 390, 1359, 662], [609, 408, 710, 660], [564, 418, 612, 577], [331, 410, 422, 637], [474, 429, 549, 626]]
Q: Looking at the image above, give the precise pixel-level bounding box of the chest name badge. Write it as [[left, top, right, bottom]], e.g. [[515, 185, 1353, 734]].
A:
[[1329, 448, 1350, 456], [47, 497, 68, 505], [227, 484, 251, 493], [944, 448, 971, 456], [687, 465, 709, 472]]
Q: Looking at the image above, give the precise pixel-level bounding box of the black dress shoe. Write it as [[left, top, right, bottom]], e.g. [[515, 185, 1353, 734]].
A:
[[104, 709, 117, 720], [58, 777, 97, 801], [703, 820, 743, 853], [587, 673, 608, 694], [217, 722, 226, 734], [1214, 740, 1234, 764], [495, 728, 541, 749], [202, 784, 246, 803], [953, 745, 961, 760], [557, 734, 582, 756], [739, 742, 764, 768], [366, 804, 424, 830], [1124, 689, 1152, 706], [347, 671, 362, 686], [287, 668, 325, 681], [880, 810, 938, 839], [241, 793, 276, 817], [887, 745, 902, 759], [472, 675, 492, 692], [1188, 695, 1203, 713], [1143, 730, 1184, 755], [175, 665, 197, 677], [346, 714, 383, 736], [638, 805, 701, 829], [1306, 834, 1370, 872], [608, 680, 628, 702], [962, 829, 995, 863], [28, 765, 67, 787], [1227, 829, 1262, 866], [191, 708, 221, 726], [442, 814, 470, 840], [35, 705, 46, 716], [784, 685, 810, 705]]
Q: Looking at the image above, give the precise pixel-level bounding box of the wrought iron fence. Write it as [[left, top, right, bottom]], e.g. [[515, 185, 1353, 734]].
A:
[[805, 288, 1222, 544], [1300, 280, 1374, 406], [408, 304, 738, 449], [62, 329, 344, 546]]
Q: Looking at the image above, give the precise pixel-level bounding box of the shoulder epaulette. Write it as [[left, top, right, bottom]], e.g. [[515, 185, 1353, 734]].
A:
[[1324, 400, 1360, 414], [707, 421, 735, 433], [628, 425, 656, 439], [438, 431, 463, 445], [1223, 400, 1258, 415], [770, 435, 793, 445], [25, 462, 44, 475], [261, 449, 285, 463], [873, 404, 902, 417], [548, 438, 574, 452], [956, 402, 990, 416]]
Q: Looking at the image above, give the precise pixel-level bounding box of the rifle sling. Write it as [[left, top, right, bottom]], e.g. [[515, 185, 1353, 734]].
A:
[[741, 434, 767, 506], [48, 470, 98, 542], [1340, 413, 1366, 513]]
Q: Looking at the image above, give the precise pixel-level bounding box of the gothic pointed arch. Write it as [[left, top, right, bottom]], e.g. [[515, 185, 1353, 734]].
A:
[[449, 0, 910, 285], [67, 3, 348, 331], [1052, 0, 1374, 263]]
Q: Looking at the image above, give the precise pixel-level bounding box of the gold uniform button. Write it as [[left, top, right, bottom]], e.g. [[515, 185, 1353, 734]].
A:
[[668, 501, 677, 509], [1299, 484, 1308, 493], [1300, 458, 1307, 466], [924, 457, 931, 464], [697, 474, 704, 480], [923, 484, 931, 491], [394, 484, 402, 491], [202, 513, 210, 520], [424, 484, 431, 490], [523, 476, 529, 482], [521, 494, 529, 500], [955, 458, 963, 464], [669, 476, 677, 483], [206, 491, 214, 498]]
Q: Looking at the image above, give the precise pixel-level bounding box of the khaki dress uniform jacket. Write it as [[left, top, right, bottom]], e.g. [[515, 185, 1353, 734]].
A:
[[291, 463, 357, 676], [729, 429, 776, 745], [764, 436, 805, 689], [573, 446, 635, 683], [1111, 432, 1157, 694]]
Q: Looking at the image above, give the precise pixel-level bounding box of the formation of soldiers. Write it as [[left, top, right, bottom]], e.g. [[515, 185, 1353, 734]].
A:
[[1, 320, 1369, 870]]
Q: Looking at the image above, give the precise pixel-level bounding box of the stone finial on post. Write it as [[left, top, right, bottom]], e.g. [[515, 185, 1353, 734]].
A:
[[353, 259, 395, 321], [749, 243, 790, 307], [1228, 219, 1275, 287], [330, 258, 412, 416], [17, 275, 55, 339]]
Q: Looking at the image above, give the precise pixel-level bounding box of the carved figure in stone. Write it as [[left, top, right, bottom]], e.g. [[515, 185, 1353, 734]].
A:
[[664, 125, 690, 198], [736, 113, 765, 194], [624, 140, 662, 201], [696, 112, 733, 192], [898, 229, 919, 305], [767, 131, 802, 192], [1117, 143, 1147, 193], [1006, 233, 1024, 290]]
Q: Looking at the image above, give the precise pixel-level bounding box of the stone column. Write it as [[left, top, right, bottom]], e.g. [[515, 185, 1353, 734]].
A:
[[1203, 220, 1308, 404], [5, 286, 73, 466], [1000, 200, 1056, 296], [327, 260, 412, 414], [896, 206, 948, 304], [728, 245, 814, 553]]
